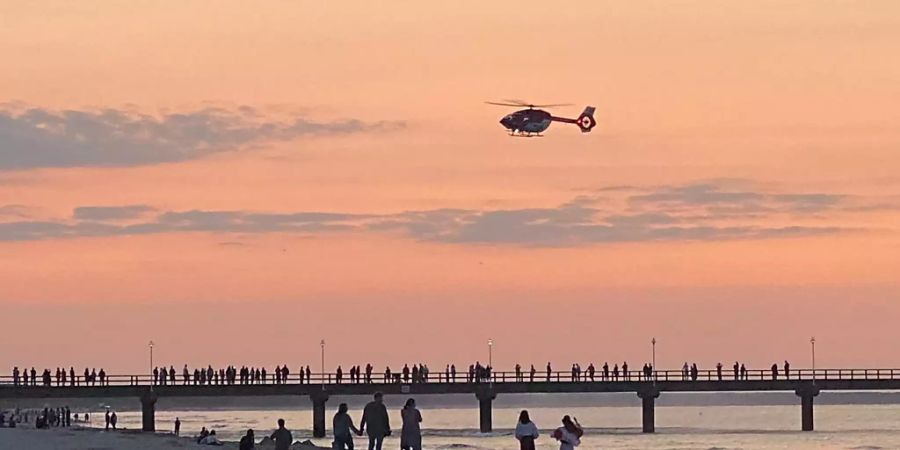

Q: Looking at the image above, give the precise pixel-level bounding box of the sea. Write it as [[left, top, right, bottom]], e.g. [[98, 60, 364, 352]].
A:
[[48, 392, 900, 449]]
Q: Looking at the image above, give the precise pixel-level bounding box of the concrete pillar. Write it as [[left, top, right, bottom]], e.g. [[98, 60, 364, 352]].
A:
[[475, 388, 497, 433], [311, 391, 329, 438], [796, 385, 820, 431], [140, 389, 159, 432], [637, 388, 660, 433]]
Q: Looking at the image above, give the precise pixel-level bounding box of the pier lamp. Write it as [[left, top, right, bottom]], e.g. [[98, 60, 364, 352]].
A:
[[651, 338, 657, 383], [320, 339, 326, 386], [488, 339, 493, 369], [810, 337, 816, 383], [148, 340, 155, 387]]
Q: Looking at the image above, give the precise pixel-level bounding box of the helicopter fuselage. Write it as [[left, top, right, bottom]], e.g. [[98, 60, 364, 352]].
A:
[[500, 108, 552, 134]]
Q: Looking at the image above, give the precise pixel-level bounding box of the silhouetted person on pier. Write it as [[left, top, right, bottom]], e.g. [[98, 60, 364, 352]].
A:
[[299, 366, 305, 384], [682, 362, 689, 381], [401, 398, 423, 450], [360, 392, 391, 450], [306, 366, 311, 383], [587, 363, 595, 382], [613, 364, 619, 381], [784, 360, 790, 380], [733, 362, 739, 380], [175, 417, 181, 436], [771, 363, 778, 380], [366, 364, 373, 384], [276, 365, 282, 383], [385, 367, 392, 383], [515, 410, 539, 450], [691, 363, 698, 381], [602, 362, 609, 381], [337, 366, 344, 384], [70, 367, 76, 386], [716, 362, 723, 380], [451, 364, 457, 382], [529, 364, 536, 382], [622, 362, 629, 380], [403, 364, 410, 383], [515, 364, 522, 382], [270, 418, 293, 450], [411, 365, 417, 383], [239, 429, 255, 450], [740, 363, 747, 380], [547, 362, 552, 382], [30, 367, 36, 386], [99, 368, 106, 386]]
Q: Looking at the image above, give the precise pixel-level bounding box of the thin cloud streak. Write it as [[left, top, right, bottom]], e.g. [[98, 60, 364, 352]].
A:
[[0, 182, 891, 245]]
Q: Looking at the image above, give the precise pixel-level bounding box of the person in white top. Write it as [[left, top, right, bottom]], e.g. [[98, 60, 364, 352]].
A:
[[552, 415, 582, 450], [514, 410, 539, 450]]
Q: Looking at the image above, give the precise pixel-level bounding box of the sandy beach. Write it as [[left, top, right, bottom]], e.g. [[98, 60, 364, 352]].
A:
[[0, 426, 328, 450]]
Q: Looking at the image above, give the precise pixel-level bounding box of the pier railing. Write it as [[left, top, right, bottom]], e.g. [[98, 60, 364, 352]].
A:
[[3, 368, 899, 387]]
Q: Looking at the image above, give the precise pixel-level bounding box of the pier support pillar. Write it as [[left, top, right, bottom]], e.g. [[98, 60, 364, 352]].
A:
[[796, 385, 820, 431], [140, 389, 159, 432], [311, 391, 330, 438], [475, 387, 496, 433], [637, 387, 660, 433]]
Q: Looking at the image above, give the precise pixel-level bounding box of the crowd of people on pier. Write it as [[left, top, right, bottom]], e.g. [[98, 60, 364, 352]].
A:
[[9, 366, 108, 387], [8, 360, 803, 388]]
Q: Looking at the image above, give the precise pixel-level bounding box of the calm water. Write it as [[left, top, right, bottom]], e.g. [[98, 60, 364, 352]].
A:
[[85, 400, 900, 449]]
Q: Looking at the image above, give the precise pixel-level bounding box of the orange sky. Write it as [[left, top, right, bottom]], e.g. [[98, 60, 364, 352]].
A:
[[2, 1, 900, 372]]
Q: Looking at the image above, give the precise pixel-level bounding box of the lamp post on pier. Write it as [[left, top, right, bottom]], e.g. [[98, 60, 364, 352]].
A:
[[810, 336, 816, 384], [488, 339, 494, 370], [651, 337, 657, 383], [320, 339, 326, 387], [148, 340, 154, 388]]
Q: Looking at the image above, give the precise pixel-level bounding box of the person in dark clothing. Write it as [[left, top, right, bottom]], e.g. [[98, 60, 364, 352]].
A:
[[784, 360, 790, 380], [334, 403, 360, 450], [771, 363, 779, 380], [239, 429, 255, 450], [270, 418, 293, 450], [360, 392, 391, 450], [175, 417, 181, 436]]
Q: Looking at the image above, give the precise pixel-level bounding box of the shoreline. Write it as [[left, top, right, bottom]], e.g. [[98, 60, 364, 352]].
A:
[[0, 424, 329, 449]]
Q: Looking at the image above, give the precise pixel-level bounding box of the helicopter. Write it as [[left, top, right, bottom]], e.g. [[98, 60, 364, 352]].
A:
[[486, 100, 596, 136]]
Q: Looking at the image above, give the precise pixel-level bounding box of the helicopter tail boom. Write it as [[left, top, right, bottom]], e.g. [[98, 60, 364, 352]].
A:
[[550, 106, 597, 133]]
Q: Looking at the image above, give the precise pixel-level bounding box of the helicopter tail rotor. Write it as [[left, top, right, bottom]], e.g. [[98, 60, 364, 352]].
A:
[[576, 106, 597, 133]]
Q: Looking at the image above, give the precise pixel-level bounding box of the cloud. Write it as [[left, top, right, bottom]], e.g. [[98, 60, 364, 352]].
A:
[[73, 205, 155, 221], [0, 181, 893, 245], [0, 105, 403, 170]]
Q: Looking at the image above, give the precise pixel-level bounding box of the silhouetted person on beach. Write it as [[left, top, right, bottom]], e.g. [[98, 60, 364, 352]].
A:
[[333, 403, 360, 450], [104, 409, 110, 431], [110, 411, 117, 430], [175, 417, 181, 436], [270, 418, 293, 450], [515, 410, 539, 450], [552, 415, 582, 450], [239, 429, 255, 450], [400, 398, 423, 450], [360, 392, 391, 450]]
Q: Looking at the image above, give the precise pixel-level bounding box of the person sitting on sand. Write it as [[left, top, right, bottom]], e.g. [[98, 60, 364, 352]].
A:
[[270, 418, 293, 450], [197, 426, 209, 443], [199, 429, 223, 446], [239, 429, 255, 450]]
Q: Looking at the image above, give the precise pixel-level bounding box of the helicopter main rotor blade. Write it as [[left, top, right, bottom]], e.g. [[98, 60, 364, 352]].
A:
[[528, 103, 573, 108], [485, 101, 528, 107]]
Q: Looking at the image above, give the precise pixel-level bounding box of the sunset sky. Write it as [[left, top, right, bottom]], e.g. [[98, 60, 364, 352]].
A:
[[2, 1, 900, 373]]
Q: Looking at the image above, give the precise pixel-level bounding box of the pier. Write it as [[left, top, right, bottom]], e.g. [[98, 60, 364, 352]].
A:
[[3, 368, 899, 436]]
